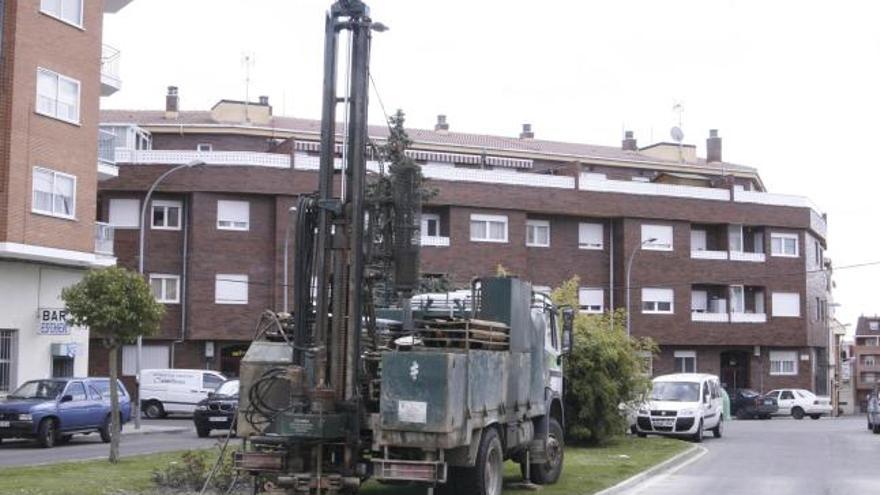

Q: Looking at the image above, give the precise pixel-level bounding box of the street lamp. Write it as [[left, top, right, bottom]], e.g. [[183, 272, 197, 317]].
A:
[[625, 237, 657, 337], [282, 206, 297, 313], [134, 159, 204, 429]]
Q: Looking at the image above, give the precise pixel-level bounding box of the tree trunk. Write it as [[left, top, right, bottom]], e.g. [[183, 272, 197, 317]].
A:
[[108, 345, 121, 464]]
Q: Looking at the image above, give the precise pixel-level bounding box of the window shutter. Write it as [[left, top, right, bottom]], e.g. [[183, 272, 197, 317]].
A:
[[772, 293, 800, 317], [217, 200, 250, 229], [109, 198, 140, 228], [578, 223, 603, 248], [578, 288, 603, 310], [641, 224, 673, 249], [691, 290, 708, 311], [643, 288, 673, 303], [215, 274, 249, 304]]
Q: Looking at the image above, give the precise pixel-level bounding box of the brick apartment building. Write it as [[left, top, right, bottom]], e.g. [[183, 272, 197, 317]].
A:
[[0, 0, 132, 394], [94, 88, 833, 395], [851, 316, 880, 411]]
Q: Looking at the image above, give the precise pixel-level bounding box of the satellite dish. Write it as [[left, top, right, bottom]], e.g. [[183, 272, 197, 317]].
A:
[[670, 126, 684, 143]]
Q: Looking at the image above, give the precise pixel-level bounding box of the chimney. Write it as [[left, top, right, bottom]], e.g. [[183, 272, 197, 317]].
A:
[[435, 114, 449, 132], [258, 95, 269, 106], [707, 129, 722, 163], [165, 86, 179, 120], [519, 123, 534, 139], [622, 130, 637, 151]]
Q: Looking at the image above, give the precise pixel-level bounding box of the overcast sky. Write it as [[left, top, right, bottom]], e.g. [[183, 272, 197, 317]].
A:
[[103, 0, 880, 333]]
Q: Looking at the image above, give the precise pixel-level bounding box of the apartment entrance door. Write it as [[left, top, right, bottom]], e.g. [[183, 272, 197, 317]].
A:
[[720, 351, 750, 394], [220, 344, 249, 378]]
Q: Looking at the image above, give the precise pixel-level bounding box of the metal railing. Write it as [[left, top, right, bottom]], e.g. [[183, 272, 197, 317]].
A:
[[420, 235, 450, 247], [95, 222, 114, 255], [101, 44, 121, 87], [98, 130, 116, 165]]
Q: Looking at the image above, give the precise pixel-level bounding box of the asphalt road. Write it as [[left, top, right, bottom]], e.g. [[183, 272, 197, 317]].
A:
[[0, 418, 236, 467], [625, 416, 879, 495]]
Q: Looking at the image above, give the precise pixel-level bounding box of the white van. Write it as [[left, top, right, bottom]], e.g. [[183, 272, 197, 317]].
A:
[[635, 373, 724, 442], [138, 369, 226, 418]]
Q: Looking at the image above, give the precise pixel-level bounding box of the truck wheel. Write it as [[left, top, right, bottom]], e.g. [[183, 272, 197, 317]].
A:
[[461, 428, 503, 495], [143, 401, 166, 419], [810, 414, 821, 420], [37, 418, 57, 448], [525, 418, 564, 485], [791, 407, 805, 420]]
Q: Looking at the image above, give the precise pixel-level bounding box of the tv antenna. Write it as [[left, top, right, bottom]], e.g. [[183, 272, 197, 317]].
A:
[[671, 101, 684, 162], [242, 52, 256, 123]]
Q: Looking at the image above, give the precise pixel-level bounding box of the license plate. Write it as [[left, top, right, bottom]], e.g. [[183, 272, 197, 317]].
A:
[[0, 421, 9, 428], [209, 417, 227, 423], [653, 419, 674, 426], [764, 400, 773, 405]]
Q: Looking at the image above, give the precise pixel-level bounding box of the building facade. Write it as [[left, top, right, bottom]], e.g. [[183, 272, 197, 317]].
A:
[[851, 316, 880, 412], [0, 0, 131, 394], [94, 89, 832, 395]]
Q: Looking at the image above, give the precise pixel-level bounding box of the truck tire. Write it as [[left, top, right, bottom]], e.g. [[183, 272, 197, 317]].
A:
[[143, 400, 166, 419], [523, 418, 564, 485], [37, 418, 57, 448], [460, 428, 503, 495]]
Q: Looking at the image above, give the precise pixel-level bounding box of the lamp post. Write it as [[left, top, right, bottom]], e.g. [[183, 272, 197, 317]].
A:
[[625, 238, 657, 337], [282, 206, 297, 313], [134, 159, 203, 429]]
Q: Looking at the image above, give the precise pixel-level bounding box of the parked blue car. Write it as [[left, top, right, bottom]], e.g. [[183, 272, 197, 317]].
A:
[[0, 378, 131, 448]]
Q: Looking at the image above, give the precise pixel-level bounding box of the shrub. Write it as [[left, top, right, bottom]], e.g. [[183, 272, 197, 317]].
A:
[[552, 277, 657, 444], [152, 445, 237, 493]]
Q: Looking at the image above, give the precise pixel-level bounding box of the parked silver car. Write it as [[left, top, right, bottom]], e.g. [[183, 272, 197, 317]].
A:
[[866, 388, 880, 433]]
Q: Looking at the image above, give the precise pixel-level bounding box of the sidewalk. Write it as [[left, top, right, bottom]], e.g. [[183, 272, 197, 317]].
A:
[[121, 423, 191, 436]]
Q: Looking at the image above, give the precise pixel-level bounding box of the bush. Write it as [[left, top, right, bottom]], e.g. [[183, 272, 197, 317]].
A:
[[552, 277, 657, 444], [152, 445, 237, 493]]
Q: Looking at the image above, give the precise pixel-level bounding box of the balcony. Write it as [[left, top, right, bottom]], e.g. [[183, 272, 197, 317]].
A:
[[729, 251, 766, 263], [100, 44, 122, 96], [420, 235, 450, 247], [691, 249, 728, 260], [731, 312, 767, 323], [116, 149, 291, 168], [103, 0, 135, 13], [580, 175, 730, 201], [95, 222, 115, 256], [97, 130, 118, 180], [692, 311, 729, 323]]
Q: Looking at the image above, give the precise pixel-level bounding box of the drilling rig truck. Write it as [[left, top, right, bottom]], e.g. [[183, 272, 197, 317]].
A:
[[233, 2, 573, 494]]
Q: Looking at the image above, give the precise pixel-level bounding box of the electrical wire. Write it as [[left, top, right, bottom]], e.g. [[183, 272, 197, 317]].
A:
[[198, 416, 237, 495]]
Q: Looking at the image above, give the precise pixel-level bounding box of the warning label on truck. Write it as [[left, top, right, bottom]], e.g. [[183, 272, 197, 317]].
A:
[[397, 400, 427, 424]]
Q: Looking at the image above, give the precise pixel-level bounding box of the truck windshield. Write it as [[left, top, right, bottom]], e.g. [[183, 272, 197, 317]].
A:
[[651, 381, 700, 402], [8, 380, 68, 400]]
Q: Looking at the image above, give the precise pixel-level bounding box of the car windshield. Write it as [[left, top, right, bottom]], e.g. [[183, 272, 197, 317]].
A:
[[650, 381, 700, 402], [8, 380, 67, 400], [214, 380, 239, 397]]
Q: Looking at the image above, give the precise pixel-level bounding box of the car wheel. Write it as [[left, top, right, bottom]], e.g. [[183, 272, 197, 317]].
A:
[[791, 407, 805, 420], [196, 425, 211, 438], [692, 420, 704, 443], [810, 414, 821, 420], [761, 414, 772, 420], [143, 401, 165, 419], [736, 409, 748, 420], [56, 435, 72, 445], [712, 417, 723, 438], [37, 418, 57, 448], [873, 423, 880, 435], [99, 415, 112, 443]]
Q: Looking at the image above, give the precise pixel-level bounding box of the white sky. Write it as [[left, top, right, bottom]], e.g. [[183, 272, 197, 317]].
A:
[[103, 0, 880, 331]]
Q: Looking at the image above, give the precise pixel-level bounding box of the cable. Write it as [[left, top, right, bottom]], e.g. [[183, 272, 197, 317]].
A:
[[198, 417, 237, 495], [368, 71, 394, 135]]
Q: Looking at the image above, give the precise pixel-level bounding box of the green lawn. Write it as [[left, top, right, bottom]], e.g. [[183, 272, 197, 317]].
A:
[[0, 436, 689, 495]]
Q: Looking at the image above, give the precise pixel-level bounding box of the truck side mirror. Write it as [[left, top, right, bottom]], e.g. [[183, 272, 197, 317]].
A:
[[561, 307, 574, 355]]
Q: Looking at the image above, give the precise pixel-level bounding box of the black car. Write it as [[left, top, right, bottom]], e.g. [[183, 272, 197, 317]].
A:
[[193, 379, 239, 438], [731, 388, 778, 419]]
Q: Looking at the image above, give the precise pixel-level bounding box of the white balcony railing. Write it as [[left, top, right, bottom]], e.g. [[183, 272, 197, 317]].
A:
[[116, 149, 292, 169], [731, 312, 767, 323], [580, 175, 730, 201], [95, 222, 114, 255], [691, 250, 728, 260], [420, 236, 450, 247], [729, 251, 766, 263], [100, 44, 121, 96], [424, 164, 575, 189], [691, 312, 729, 323]]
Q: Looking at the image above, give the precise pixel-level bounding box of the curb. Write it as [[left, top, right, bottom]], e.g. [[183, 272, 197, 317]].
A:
[[121, 426, 191, 436], [593, 443, 708, 495]]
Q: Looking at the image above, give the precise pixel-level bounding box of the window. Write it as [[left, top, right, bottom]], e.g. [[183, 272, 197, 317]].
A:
[[65, 381, 87, 401], [674, 350, 696, 373], [197, 143, 213, 152], [728, 224, 744, 252], [730, 285, 745, 313], [642, 224, 673, 251], [578, 223, 603, 250], [422, 213, 440, 237], [203, 373, 224, 390], [814, 240, 823, 266], [631, 176, 651, 183], [780, 390, 796, 400], [0, 330, 15, 393], [108, 198, 140, 228], [578, 288, 604, 313], [52, 357, 74, 378], [32, 167, 75, 219], [217, 200, 250, 231], [122, 345, 169, 376], [215, 274, 249, 305], [772, 292, 800, 317], [770, 351, 798, 376], [88, 385, 102, 400], [526, 220, 550, 247], [470, 214, 508, 243], [642, 288, 674, 314], [871, 321, 879, 331], [149, 274, 180, 304], [690, 229, 707, 251], [151, 200, 181, 230], [40, 0, 83, 27], [36, 68, 80, 124], [770, 233, 799, 257]]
